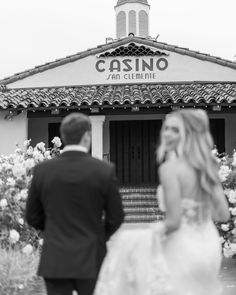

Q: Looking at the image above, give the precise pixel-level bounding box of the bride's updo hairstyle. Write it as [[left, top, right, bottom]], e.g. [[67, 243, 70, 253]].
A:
[[158, 108, 220, 200]]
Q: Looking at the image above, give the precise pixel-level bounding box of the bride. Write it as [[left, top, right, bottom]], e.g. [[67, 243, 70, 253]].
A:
[[94, 108, 229, 295]]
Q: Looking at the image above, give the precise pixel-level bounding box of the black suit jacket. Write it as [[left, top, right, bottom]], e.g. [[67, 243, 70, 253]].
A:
[[26, 151, 124, 278]]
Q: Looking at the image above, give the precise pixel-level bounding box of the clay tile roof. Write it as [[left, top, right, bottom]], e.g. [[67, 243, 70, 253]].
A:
[[0, 83, 236, 111]]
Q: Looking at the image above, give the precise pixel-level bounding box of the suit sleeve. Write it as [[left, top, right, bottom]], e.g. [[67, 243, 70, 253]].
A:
[[104, 165, 124, 240], [25, 166, 45, 230]]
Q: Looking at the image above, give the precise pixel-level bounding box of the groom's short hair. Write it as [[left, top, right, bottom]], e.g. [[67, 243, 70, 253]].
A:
[[60, 112, 91, 145]]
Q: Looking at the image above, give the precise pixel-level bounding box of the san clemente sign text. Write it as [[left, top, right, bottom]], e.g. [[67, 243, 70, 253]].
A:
[[95, 57, 168, 81]]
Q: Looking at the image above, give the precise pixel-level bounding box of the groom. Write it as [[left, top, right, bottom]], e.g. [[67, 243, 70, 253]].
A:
[[26, 112, 124, 295]]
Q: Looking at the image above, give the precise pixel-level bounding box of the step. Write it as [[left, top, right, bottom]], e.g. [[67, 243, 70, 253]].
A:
[[124, 215, 158, 222], [122, 200, 158, 207], [124, 207, 158, 214], [121, 194, 158, 201], [119, 187, 161, 223], [120, 187, 157, 194]]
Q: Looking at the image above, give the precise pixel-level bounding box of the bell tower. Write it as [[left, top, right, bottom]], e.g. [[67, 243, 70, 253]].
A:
[[115, 0, 150, 39]]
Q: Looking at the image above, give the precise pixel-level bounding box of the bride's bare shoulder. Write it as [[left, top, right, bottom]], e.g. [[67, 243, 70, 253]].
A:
[[159, 158, 192, 178], [159, 158, 181, 176]]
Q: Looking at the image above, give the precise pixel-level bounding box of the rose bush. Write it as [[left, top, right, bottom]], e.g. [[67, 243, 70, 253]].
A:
[[214, 149, 236, 258], [0, 137, 61, 294], [0, 137, 62, 250]]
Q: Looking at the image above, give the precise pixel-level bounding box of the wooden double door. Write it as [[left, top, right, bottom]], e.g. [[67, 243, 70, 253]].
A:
[[110, 120, 162, 186]]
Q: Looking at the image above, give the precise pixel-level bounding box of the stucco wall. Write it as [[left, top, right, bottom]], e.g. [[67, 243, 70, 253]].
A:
[[0, 111, 28, 155]]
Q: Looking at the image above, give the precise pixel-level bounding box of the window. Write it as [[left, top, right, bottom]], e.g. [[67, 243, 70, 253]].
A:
[[129, 10, 136, 35], [139, 10, 148, 37], [117, 11, 126, 38]]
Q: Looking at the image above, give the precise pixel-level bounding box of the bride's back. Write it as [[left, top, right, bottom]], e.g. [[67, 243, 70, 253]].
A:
[[173, 158, 212, 224], [176, 159, 205, 201]]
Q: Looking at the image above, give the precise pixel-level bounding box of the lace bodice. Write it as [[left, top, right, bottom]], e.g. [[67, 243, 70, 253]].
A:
[[181, 198, 211, 226], [157, 186, 212, 227]]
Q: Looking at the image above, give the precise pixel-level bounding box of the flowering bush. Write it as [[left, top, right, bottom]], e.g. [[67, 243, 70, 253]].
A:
[[214, 149, 236, 258], [0, 137, 62, 250], [0, 137, 61, 294]]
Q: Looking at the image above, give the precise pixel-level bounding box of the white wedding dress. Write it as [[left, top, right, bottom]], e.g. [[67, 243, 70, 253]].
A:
[[94, 189, 222, 295]]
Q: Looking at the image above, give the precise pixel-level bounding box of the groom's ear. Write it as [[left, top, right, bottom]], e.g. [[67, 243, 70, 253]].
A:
[[80, 131, 91, 147]]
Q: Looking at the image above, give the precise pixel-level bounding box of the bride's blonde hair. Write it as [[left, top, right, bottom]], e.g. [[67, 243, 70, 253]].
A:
[[157, 108, 220, 200]]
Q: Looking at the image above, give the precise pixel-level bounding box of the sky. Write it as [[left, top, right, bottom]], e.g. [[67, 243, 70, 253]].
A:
[[0, 0, 235, 80]]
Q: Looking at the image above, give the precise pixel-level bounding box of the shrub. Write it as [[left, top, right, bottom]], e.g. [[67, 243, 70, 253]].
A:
[[0, 138, 61, 250], [214, 149, 236, 258]]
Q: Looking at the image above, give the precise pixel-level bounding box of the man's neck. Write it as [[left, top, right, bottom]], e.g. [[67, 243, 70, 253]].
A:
[[62, 144, 88, 153]]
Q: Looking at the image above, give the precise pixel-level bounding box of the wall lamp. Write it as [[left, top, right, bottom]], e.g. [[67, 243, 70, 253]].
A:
[[51, 109, 60, 115], [90, 107, 99, 114], [212, 105, 221, 111], [131, 106, 140, 112]]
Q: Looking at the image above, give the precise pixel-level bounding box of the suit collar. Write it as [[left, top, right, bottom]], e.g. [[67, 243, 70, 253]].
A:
[[61, 144, 88, 153], [60, 150, 89, 158]]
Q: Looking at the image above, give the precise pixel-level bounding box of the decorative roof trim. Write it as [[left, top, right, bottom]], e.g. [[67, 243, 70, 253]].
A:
[[0, 36, 236, 85], [99, 43, 168, 57]]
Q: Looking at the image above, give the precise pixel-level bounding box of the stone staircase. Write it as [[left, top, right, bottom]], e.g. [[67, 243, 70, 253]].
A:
[[120, 187, 164, 223]]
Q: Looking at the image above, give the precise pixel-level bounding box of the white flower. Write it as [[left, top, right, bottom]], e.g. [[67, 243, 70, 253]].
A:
[[224, 242, 236, 258], [15, 189, 28, 201], [26, 146, 34, 156], [231, 208, 236, 216], [51, 137, 62, 148], [33, 150, 44, 163], [24, 158, 35, 170], [18, 284, 24, 290], [6, 177, 16, 187], [0, 198, 8, 208], [223, 247, 233, 258], [232, 150, 236, 167], [18, 218, 24, 225], [44, 151, 51, 159], [12, 163, 26, 178], [24, 139, 31, 147], [15, 147, 22, 154], [231, 228, 236, 236], [22, 244, 33, 255], [36, 142, 46, 152], [38, 238, 44, 246], [218, 165, 231, 182], [212, 148, 218, 157], [230, 243, 236, 253], [9, 229, 20, 244], [221, 224, 230, 231], [3, 163, 13, 171], [228, 190, 236, 204]]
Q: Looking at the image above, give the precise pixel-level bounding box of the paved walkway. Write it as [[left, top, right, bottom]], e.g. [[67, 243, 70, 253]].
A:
[[220, 258, 236, 295]]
